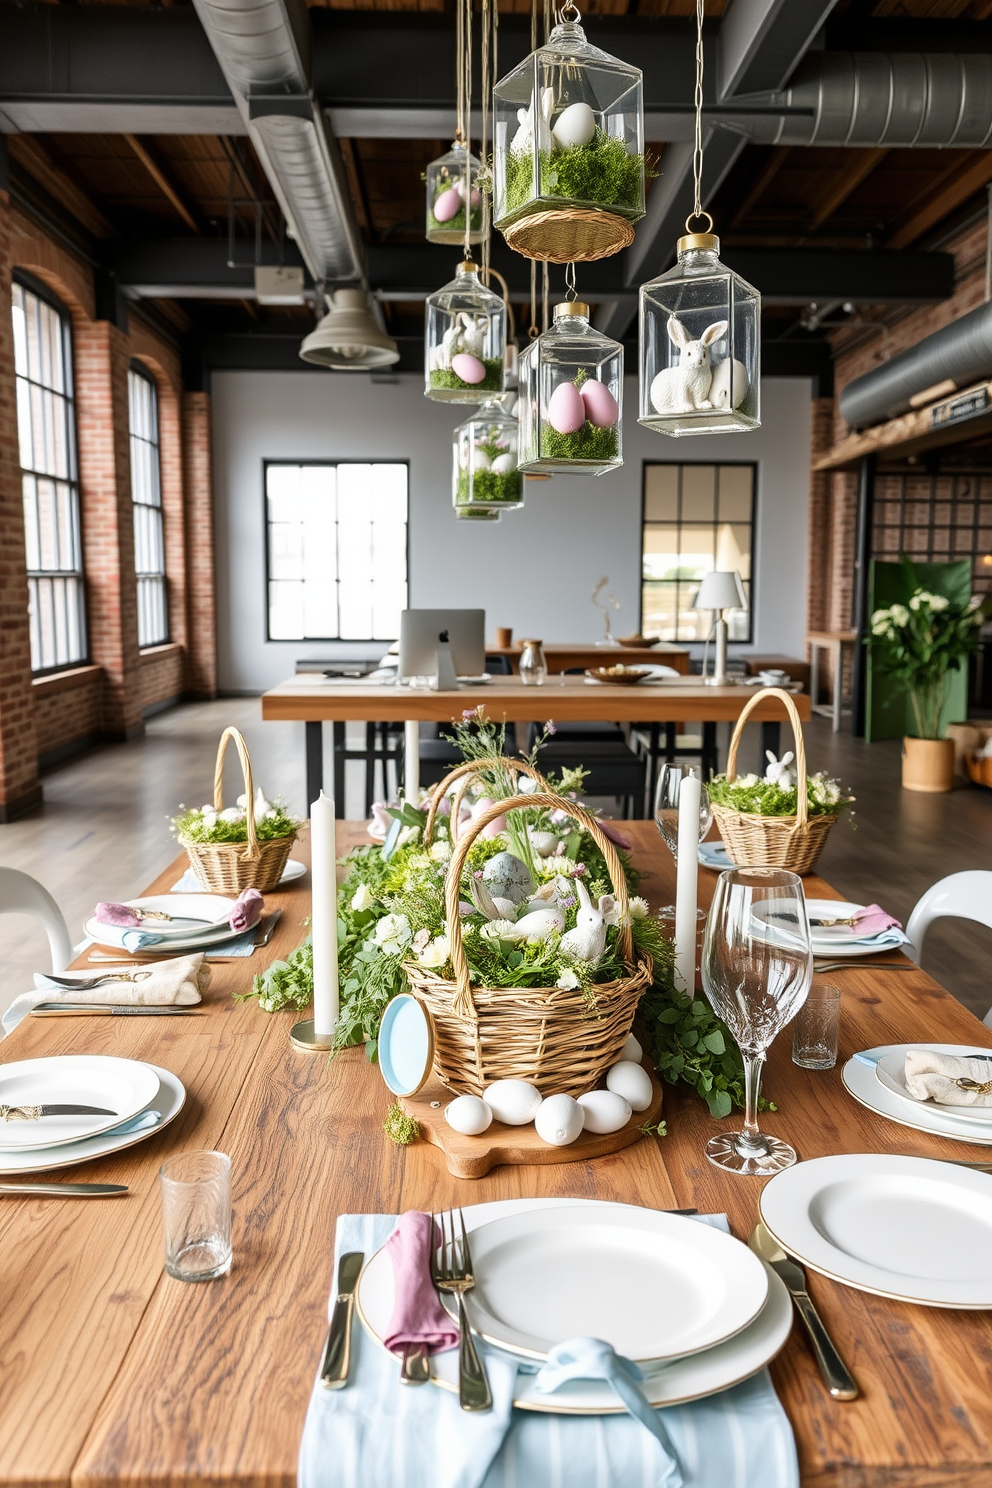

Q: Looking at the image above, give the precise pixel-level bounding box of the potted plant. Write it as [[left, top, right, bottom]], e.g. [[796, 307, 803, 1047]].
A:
[[869, 575, 988, 793]]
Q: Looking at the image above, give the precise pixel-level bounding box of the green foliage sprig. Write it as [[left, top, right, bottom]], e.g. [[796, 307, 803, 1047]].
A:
[[707, 772, 853, 819], [239, 935, 313, 1012], [641, 979, 775, 1119], [172, 799, 300, 844]]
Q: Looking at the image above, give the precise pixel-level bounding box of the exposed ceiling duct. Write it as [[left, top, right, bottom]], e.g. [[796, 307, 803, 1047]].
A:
[[735, 52, 992, 148], [190, 0, 364, 285], [839, 302, 992, 429]]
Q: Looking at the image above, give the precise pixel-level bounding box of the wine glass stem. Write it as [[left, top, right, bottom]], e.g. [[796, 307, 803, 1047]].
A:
[[738, 1052, 768, 1157]]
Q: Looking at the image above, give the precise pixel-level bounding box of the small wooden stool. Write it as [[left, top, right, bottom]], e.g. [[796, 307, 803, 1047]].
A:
[[808, 630, 857, 732]]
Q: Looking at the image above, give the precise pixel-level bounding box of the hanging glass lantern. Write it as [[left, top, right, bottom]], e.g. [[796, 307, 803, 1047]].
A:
[[492, 2, 644, 263], [453, 394, 524, 517], [638, 223, 760, 437], [518, 301, 622, 477], [425, 261, 507, 403], [456, 506, 502, 522], [425, 141, 487, 245]]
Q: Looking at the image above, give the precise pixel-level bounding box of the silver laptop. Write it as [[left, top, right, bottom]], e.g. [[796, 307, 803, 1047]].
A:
[[398, 609, 486, 679]]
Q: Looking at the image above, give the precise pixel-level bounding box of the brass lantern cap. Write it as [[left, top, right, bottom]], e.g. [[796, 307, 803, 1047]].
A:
[[678, 232, 720, 254], [458, 260, 479, 274], [553, 300, 590, 319]]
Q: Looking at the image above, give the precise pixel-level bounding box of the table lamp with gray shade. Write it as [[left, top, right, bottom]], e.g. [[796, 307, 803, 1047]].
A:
[[695, 571, 747, 686]]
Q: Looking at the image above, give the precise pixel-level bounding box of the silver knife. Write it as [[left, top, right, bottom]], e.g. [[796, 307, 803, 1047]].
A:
[[320, 1250, 364, 1389], [0, 1182, 128, 1196], [30, 1004, 202, 1017], [0, 1104, 117, 1120], [749, 1223, 859, 1400]]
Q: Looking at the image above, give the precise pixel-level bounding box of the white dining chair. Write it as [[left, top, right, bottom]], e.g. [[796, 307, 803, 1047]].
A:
[[904, 870, 992, 1027], [0, 867, 72, 973]]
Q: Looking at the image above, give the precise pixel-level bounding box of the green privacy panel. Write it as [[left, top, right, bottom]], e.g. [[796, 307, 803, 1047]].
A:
[[865, 559, 971, 742]]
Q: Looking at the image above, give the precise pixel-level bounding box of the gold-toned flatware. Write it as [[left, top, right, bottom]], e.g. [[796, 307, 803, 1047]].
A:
[[809, 915, 862, 928], [432, 1209, 492, 1413], [0, 1182, 128, 1196], [31, 1004, 202, 1017], [42, 971, 153, 991], [748, 1223, 859, 1401], [400, 1345, 430, 1385], [954, 1078, 992, 1096], [320, 1250, 364, 1389]]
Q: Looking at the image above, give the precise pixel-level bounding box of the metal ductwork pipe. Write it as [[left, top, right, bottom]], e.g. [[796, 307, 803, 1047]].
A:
[[735, 52, 992, 148], [839, 301, 992, 428], [191, 0, 364, 284]]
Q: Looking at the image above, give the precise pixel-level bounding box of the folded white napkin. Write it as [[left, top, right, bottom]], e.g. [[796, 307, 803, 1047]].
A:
[[1, 954, 208, 1037], [904, 1048, 992, 1107]]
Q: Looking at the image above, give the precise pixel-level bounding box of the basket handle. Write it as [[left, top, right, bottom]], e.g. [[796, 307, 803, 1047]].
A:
[[424, 756, 549, 843], [724, 688, 808, 831], [213, 726, 259, 861], [444, 792, 634, 1018]]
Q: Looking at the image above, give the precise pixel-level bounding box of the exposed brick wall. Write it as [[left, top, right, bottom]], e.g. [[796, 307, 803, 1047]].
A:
[[139, 643, 185, 713], [33, 666, 102, 759], [183, 392, 218, 699]]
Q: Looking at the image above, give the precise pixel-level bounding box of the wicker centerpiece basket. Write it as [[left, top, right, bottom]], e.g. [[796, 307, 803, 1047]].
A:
[[710, 689, 838, 877], [408, 761, 652, 1098], [181, 727, 298, 894]]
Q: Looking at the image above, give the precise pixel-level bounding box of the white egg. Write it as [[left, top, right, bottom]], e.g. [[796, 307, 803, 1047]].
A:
[[444, 1094, 493, 1137], [709, 357, 749, 410], [535, 1093, 585, 1146], [552, 102, 597, 150], [484, 1078, 543, 1126], [471, 448, 493, 472], [620, 1031, 643, 1064], [577, 1090, 632, 1135], [606, 1060, 653, 1112], [491, 452, 515, 475], [528, 830, 561, 857]]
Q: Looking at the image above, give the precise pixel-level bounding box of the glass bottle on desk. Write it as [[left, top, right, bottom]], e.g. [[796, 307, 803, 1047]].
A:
[[519, 639, 548, 686]]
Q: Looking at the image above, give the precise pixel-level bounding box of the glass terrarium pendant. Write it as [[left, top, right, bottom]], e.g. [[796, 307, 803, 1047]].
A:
[[425, 260, 507, 403], [453, 394, 524, 516], [426, 141, 487, 245], [638, 219, 760, 437], [492, 1, 644, 263], [518, 301, 623, 476]]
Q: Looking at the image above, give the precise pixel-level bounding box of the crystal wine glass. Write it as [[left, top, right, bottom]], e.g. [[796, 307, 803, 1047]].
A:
[[701, 868, 813, 1175], [653, 764, 713, 860]]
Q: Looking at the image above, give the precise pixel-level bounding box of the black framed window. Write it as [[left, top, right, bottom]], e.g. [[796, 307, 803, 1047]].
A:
[[12, 277, 87, 673], [128, 364, 168, 647], [265, 461, 409, 641], [641, 462, 755, 642]]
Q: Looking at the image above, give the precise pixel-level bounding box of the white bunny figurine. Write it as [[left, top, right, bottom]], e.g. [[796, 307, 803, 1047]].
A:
[[431, 320, 462, 371], [459, 313, 486, 358], [764, 750, 797, 789], [559, 878, 617, 968], [510, 87, 554, 155], [648, 316, 728, 415]]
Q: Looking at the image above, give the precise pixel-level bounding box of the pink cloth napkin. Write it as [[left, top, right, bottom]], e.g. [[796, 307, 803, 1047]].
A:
[[229, 887, 264, 933], [844, 904, 902, 937], [95, 901, 141, 927], [383, 1211, 459, 1356]]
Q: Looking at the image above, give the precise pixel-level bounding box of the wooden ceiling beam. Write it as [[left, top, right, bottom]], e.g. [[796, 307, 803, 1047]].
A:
[[807, 148, 888, 232], [729, 147, 791, 229], [123, 135, 200, 235], [887, 151, 992, 250], [7, 135, 115, 239]]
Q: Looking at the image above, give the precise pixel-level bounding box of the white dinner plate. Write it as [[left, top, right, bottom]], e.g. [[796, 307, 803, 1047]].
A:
[[0, 1055, 160, 1150], [280, 859, 307, 884], [804, 899, 910, 959], [86, 894, 237, 943], [874, 1047, 992, 1124], [698, 839, 736, 871], [85, 910, 251, 953], [0, 1064, 185, 1174], [760, 1153, 992, 1307], [357, 1199, 791, 1413], [843, 1044, 992, 1146]]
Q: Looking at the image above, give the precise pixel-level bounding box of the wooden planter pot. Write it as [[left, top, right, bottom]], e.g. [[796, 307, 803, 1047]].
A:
[[901, 736, 955, 794]]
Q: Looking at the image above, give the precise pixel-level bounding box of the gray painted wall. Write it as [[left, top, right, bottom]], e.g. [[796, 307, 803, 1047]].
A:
[[211, 371, 812, 693]]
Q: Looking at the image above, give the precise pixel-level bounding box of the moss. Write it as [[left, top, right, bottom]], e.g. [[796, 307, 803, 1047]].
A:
[[539, 420, 619, 464], [428, 204, 483, 235], [456, 468, 522, 506], [383, 1102, 419, 1145], [430, 358, 503, 393], [503, 132, 644, 219]]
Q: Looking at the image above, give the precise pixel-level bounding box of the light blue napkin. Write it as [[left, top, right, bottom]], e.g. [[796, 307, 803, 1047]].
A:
[[298, 1213, 798, 1488], [813, 927, 910, 950]]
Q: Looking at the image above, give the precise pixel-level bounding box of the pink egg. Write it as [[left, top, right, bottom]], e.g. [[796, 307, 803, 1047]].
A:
[[432, 187, 462, 223], [451, 353, 486, 385], [547, 380, 586, 435], [580, 378, 619, 429]]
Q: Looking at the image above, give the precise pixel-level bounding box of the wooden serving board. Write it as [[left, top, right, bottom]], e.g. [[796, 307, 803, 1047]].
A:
[[400, 1064, 665, 1179]]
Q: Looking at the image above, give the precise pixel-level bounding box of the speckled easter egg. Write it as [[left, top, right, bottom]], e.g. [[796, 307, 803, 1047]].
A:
[[451, 353, 486, 385], [579, 379, 619, 429], [433, 187, 462, 223], [547, 380, 585, 435], [552, 102, 597, 150], [482, 851, 535, 905]]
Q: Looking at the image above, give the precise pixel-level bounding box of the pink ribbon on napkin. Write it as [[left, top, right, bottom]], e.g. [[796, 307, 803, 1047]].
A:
[[229, 887, 264, 933], [383, 1210, 459, 1356], [843, 904, 902, 937]]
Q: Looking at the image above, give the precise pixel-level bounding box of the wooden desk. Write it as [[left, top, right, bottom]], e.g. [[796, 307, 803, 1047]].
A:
[[3, 825, 992, 1487], [261, 675, 812, 808], [488, 643, 690, 675]]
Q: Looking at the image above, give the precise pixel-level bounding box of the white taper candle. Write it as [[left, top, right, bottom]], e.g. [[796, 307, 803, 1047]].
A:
[[310, 790, 339, 1040], [674, 770, 701, 995], [404, 719, 420, 804]]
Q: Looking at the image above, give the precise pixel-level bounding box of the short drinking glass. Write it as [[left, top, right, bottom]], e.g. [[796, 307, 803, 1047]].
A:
[[160, 1150, 232, 1281], [654, 764, 713, 860], [792, 983, 841, 1070], [701, 868, 813, 1175]]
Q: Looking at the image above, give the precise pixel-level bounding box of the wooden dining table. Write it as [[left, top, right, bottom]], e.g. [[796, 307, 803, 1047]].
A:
[[487, 642, 691, 675], [2, 823, 991, 1488]]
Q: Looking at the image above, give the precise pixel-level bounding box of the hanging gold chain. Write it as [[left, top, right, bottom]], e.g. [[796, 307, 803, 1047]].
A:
[[692, 0, 704, 223], [463, 0, 474, 260], [481, 0, 490, 280], [455, 0, 465, 146]]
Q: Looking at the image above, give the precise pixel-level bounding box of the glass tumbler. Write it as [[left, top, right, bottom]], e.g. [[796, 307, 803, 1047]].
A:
[[792, 984, 841, 1070], [160, 1150, 232, 1281]]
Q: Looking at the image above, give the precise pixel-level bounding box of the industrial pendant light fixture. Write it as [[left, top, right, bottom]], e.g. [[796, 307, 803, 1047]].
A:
[[299, 288, 400, 370], [637, 0, 760, 436]]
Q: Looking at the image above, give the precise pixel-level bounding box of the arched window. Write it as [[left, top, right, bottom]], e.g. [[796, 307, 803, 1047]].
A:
[[12, 275, 87, 673], [128, 362, 168, 648]]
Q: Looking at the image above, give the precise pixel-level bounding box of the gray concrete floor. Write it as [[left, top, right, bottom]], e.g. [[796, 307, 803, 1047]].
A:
[[0, 702, 988, 1021]]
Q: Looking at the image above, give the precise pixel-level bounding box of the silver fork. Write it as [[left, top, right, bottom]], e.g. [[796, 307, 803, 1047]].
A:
[[432, 1209, 492, 1413], [42, 971, 154, 991]]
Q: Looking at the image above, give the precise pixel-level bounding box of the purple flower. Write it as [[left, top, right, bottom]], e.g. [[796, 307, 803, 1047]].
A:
[[545, 720, 557, 735], [462, 709, 477, 721]]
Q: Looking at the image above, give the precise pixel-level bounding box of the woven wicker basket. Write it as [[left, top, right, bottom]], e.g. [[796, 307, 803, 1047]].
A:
[[181, 726, 297, 894], [424, 756, 550, 846], [502, 208, 636, 264], [406, 789, 651, 1098], [710, 688, 838, 877]]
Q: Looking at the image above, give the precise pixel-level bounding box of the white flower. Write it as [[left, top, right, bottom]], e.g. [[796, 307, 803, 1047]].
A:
[[871, 617, 891, 636], [418, 934, 450, 968], [908, 594, 923, 612], [556, 968, 581, 990], [429, 840, 452, 863], [350, 883, 376, 912], [201, 803, 215, 814], [890, 603, 910, 626], [373, 913, 412, 956], [397, 825, 419, 848], [870, 608, 890, 627], [628, 896, 649, 920], [736, 772, 760, 788], [480, 918, 520, 942], [928, 594, 949, 612], [218, 806, 244, 823]]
